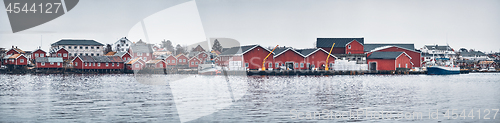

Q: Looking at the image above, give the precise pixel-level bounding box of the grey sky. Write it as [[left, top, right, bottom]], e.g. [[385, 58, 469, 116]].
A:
[[1, 0, 499, 52]]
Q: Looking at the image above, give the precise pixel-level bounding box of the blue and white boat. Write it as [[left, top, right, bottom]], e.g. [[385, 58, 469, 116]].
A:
[[426, 58, 460, 75]]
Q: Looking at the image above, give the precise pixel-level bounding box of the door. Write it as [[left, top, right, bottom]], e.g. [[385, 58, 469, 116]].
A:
[[369, 62, 377, 71]]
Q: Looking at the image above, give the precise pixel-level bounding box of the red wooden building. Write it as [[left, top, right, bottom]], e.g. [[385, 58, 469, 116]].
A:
[[176, 54, 189, 65], [188, 57, 201, 68], [297, 48, 337, 69], [366, 52, 413, 71], [125, 58, 146, 70], [3, 54, 28, 66], [146, 60, 166, 69], [316, 38, 364, 54], [218, 45, 274, 70], [32, 49, 47, 60], [113, 52, 132, 61], [365, 45, 421, 68], [35, 57, 64, 69], [273, 48, 306, 70], [165, 55, 177, 66], [71, 56, 124, 70], [6, 46, 25, 55], [51, 47, 69, 60], [128, 41, 154, 61], [196, 52, 209, 64]]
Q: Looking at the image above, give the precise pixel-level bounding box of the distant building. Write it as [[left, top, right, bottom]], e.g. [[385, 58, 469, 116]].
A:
[[364, 44, 421, 68], [217, 45, 275, 70], [367, 52, 413, 71], [35, 57, 64, 69], [316, 38, 365, 54], [458, 49, 489, 61], [2, 54, 28, 66], [51, 39, 105, 57], [71, 56, 124, 70], [32, 49, 47, 61], [6, 46, 26, 55], [128, 40, 154, 61], [112, 37, 133, 52]]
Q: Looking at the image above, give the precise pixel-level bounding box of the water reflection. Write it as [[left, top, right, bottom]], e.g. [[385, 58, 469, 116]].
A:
[[0, 73, 499, 122]]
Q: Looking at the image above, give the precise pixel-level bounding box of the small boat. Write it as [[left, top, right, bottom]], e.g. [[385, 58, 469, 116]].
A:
[[426, 57, 460, 75]]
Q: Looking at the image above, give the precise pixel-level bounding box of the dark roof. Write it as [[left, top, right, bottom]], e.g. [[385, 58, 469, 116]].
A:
[[460, 51, 487, 57], [113, 52, 128, 57], [51, 39, 104, 46], [273, 48, 289, 56], [364, 44, 415, 52], [295, 49, 318, 56], [79, 56, 96, 62], [425, 45, 453, 51], [35, 57, 62, 62], [107, 56, 124, 62], [93, 56, 111, 62], [77, 56, 124, 62], [130, 43, 154, 53], [316, 38, 364, 48], [219, 45, 257, 56], [367, 52, 405, 59]]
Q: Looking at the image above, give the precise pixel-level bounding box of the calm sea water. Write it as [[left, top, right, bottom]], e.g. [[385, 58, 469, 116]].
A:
[[0, 73, 499, 122]]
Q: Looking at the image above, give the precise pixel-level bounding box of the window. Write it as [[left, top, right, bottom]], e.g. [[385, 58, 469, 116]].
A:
[[35, 53, 39, 57], [183, 59, 186, 62], [135, 64, 139, 68], [51, 62, 54, 65], [112, 63, 114, 66], [106, 63, 109, 67], [245, 63, 249, 67], [69, 53, 72, 56], [117, 63, 119, 67], [137, 53, 142, 56], [93, 63, 95, 66], [57, 63, 60, 66], [405, 64, 408, 68], [300, 63, 304, 68], [41, 62, 45, 66], [40, 54, 44, 57], [96, 54, 99, 56], [172, 60, 175, 63], [85, 46, 88, 49], [75, 62, 77, 66], [191, 62, 194, 65], [85, 63, 87, 66], [69, 46, 72, 49], [96, 47, 99, 49], [167, 60, 170, 63], [195, 62, 198, 65], [98, 63, 101, 66], [348, 45, 351, 49], [275, 63, 279, 67], [80, 46, 83, 49], [203, 54, 206, 57], [399, 64, 401, 68], [126, 44, 128, 46], [348, 52, 351, 54], [307, 63, 310, 68], [80, 53, 83, 56], [146, 53, 149, 56], [74, 46, 77, 49], [268, 63, 272, 68], [330, 63, 334, 68], [85, 53, 88, 56], [58, 53, 61, 57], [91, 53, 94, 56], [91, 46, 94, 49], [159, 64, 163, 67], [295, 63, 298, 68]]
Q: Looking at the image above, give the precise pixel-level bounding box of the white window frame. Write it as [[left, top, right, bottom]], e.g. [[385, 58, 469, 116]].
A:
[[63, 53, 67, 57], [40, 54, 44, 57], [348, 45, 351, 49], [35, 53, 39, 57], [183, 59, 186, 62], [117, 63, 120, 67], [50, 62, 54, 65], [275, 63, 279, 68], [268, 63, 272, 68], [41, 62, 45, 66], [300, 63, 304, 68], [75, 62, 78, 66], [137, 53, 142, 56], [57, 63, 60, 66], [191, 62, 194, 65], [106, 63, 109, 67], [98, 63, 101, 66], [112, 63, 114, 66], [20, 59, 24, 63], [245, 63, 249, 68], [85, 63, 87, 66], [135, 64, 139, 68]]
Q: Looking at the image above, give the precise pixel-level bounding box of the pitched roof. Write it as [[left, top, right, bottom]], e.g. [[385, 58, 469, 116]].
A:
[[460, 51, 487, 57], [105, 51, 117, 56], [316, 38, 364, 48], [424, 45, 453, 51], [79, 56, 96, 62], [273, 48, 305, 58], [364, 43, 415, 52], [219, 45, 257, 56], [295, 49, 318, 57], [113, 52, 129, 57], [92, 56, 111, 62], [130, 42, 154, 53], [107, 56, 124, 62], [10, 48, 25, 54], [146, 60, 164, 64], [126, 58, 143, 64], [51, 39, 104, 46], [33, 49, 46, 53], [8, 54, 22, 59], [35, 57, 63, 62], [367, 52, 407, 59], [176, 54, 187, 58]]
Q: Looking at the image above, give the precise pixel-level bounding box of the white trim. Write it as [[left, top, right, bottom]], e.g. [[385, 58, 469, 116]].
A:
[[273, 48, 306, 58], [366, 45, 420, 54], [345, 40, 364, 46], [220, 45, 274, 56]]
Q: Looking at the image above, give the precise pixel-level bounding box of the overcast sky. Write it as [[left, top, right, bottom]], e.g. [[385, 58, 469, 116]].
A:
[[1, 0, 499, 52]]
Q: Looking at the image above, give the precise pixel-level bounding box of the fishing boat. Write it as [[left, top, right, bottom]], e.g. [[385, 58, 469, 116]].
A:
[[427, 58, 460, 75]]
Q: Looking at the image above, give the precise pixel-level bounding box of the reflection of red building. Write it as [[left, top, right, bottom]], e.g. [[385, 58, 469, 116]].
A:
[[218, 45, 274, 70], [367, 52, 412, 71], [316, 38, 364, 54]]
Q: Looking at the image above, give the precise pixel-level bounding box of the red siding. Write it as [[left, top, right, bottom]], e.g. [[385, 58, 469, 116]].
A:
[[121, 53, 132, 61], [197, 52, 209, 63], [367, 59, 395, 71], [395, 54, 412, 69], [165, 56, 177, 65], [367, 47, 421, 67], [56, 48, 69, 60], [36, 62, 63, 68], [72, 57, 124, 70], [274, 50, 305, 69], [32, 50, 47, 60], [345, 40, 364, 54], [242, 46, 274, 70], [6, 49, 20, 55], [188, 58, 201, 68], [131, 52, 153, 61], [304, 50, 335, 69], [176, 55, 188, 65]]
